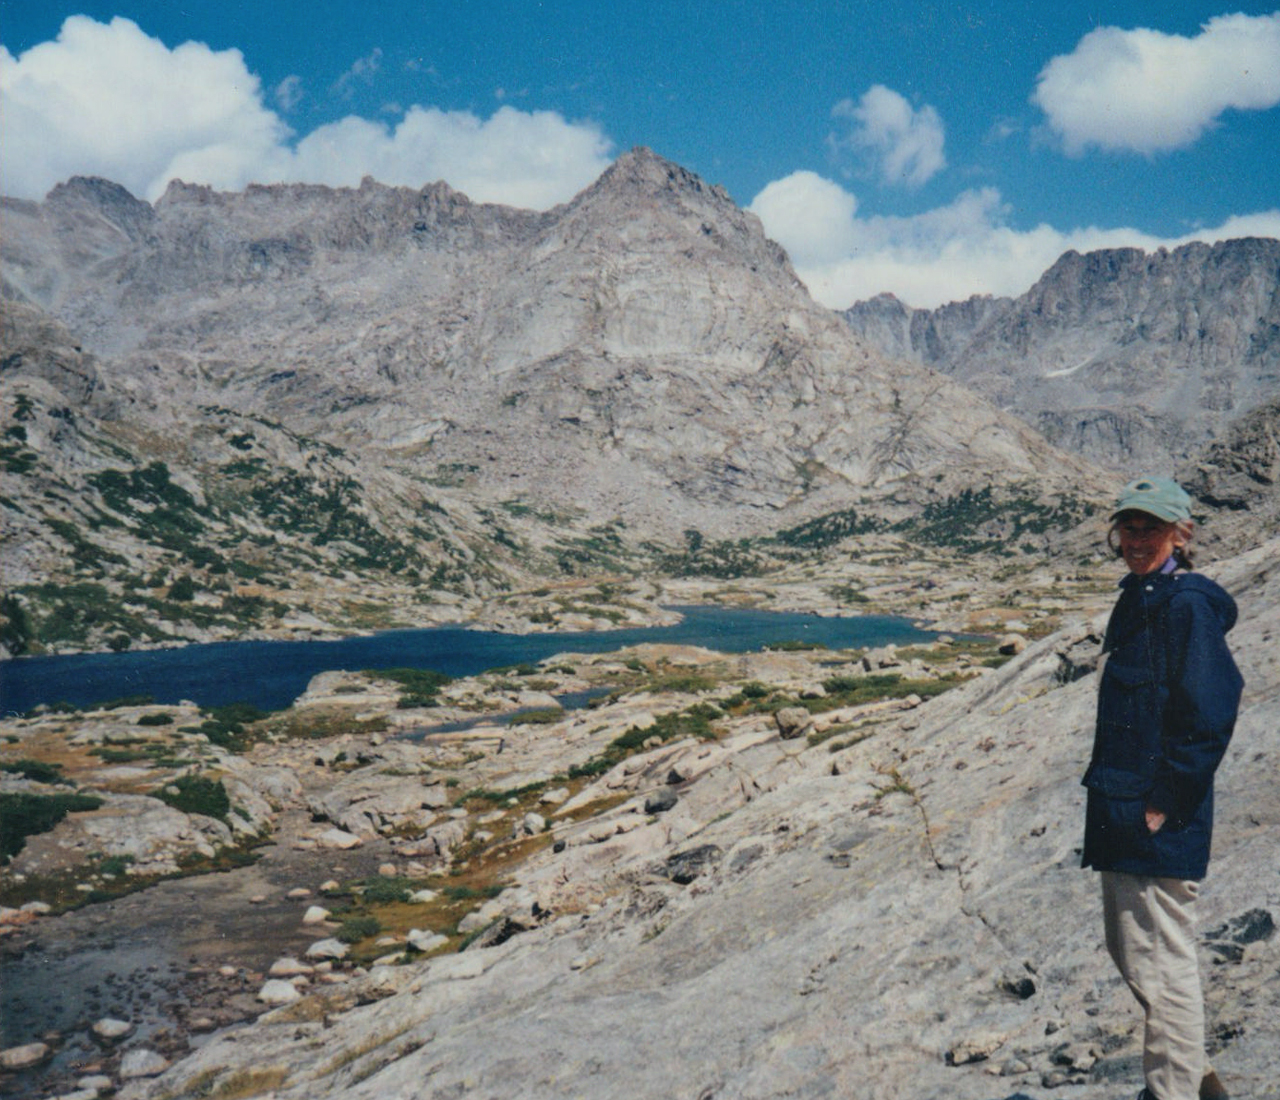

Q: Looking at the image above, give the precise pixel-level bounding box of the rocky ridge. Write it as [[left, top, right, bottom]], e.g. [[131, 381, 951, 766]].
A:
[[843, 238, 1280, 472]]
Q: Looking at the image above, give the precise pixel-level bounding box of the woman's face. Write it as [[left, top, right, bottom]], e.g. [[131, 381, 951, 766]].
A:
[[1115, 511, 1182, 576]]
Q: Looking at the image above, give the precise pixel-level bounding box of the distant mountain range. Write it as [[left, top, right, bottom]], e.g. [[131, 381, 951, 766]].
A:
[[842, 238, 1280, 472], [2, 149, 1276, 654]]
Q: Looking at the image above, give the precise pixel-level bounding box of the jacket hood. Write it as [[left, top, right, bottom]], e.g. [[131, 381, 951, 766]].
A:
[[1147, 571, 1240, 634]]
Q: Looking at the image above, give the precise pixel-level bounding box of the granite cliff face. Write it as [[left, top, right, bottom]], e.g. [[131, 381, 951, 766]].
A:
[[2, 150, 1112, 653], [843, 239, 1280, 472]]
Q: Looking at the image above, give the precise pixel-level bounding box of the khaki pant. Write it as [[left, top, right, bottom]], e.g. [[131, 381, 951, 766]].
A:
[[1101, 871, 1210, 1100]]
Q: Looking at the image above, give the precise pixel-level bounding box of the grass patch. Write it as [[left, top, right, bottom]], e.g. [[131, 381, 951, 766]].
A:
[[192, 702, 272, 749], [510, 707, 563, 725], [357, 876, 414, 904]]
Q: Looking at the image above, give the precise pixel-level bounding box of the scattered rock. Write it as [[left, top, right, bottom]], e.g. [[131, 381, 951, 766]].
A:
[[268, 957, 314, 978], [305, 938, 350, 961], [407, 929, 448, 953], [118, 1048, 171, 1079], [0, 1042, 50, 1070], [998, 633, 1027, 656], [314, 828, 362, 850], [90, 1017, 134, 1041], [663, 844, 722, 885], [774, 707, 813, 739], [644, 787, 679, 814], [257, 979, 303, 1005], [946, 1031, 1007, 1065], [1204, 908, 1275, 963]]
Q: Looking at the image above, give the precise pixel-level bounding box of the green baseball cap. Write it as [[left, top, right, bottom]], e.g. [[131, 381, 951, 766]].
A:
[[1111, 476, 1193, 523]]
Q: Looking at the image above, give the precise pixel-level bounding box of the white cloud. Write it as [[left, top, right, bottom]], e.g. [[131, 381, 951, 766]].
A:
[[0, 16, 613, 208], [750, 170, 1280, 310], [1034, 12, 1280, 155], [275, 75, 304, 112], [335, 48, 383, 97], [748, 171, 859, 265], [0, 17, 286, 204], [285, 105, 611, 208], [830, 85, 946, 187]]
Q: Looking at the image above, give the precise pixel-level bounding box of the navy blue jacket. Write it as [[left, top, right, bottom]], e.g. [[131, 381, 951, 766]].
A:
[[1082, 569, 1243, 880]]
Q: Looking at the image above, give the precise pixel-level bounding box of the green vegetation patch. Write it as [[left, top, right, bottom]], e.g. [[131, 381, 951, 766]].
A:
[[892, 486, 1096, 555], [336, 916, 383, 944], [569, 702, 723, 779], [1, 791, 104, 860], [656, 529, 772, 579], [775, 508, 882, 549], [14, 582, 171, 653], [189, 702, 271, 750], [154, 774, 231, 822], [368, 667, 452, 709], [0, 759, 65, 784]]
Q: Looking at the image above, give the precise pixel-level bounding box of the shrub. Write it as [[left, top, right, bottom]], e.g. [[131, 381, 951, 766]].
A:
[[359, 876, 413, 904], [1, 791, 103, 859], [98, 853, 136, 876], [336, 916, 382, 944], [370, 667, 452, 708], [168, 575, 197, 602], [196, 702, 270, 748], [100, 694, 156, 710], [0, 759, 64, 784], [155, 775, 231, 822], [137, 713, 174, 726]]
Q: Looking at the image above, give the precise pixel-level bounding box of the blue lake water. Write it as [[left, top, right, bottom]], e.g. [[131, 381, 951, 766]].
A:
[[0, 606, 938, 715]]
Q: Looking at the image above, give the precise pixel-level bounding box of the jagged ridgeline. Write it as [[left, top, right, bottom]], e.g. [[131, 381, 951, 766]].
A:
[[843, 238, 1280, 473], [1, 150, 1112, 654]]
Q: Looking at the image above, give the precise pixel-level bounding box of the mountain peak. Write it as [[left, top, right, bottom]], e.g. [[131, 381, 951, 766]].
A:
[[45, 175, 156, 236], [583, 147, 734, 209]]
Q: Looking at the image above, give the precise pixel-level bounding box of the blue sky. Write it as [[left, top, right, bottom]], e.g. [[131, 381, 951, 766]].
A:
[[2, 2, 1278, 307]]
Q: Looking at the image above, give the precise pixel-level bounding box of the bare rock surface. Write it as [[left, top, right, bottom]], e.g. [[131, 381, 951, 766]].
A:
[[65, 535, 1273, 1100]]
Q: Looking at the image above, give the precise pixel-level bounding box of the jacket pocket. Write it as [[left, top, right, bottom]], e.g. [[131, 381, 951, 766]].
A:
[[1083, 764, 1154, 865], [1082, 763, 1151, 799]]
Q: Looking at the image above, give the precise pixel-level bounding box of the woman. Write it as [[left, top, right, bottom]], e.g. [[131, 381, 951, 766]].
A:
[[1082, 476, 1243, 1100]]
